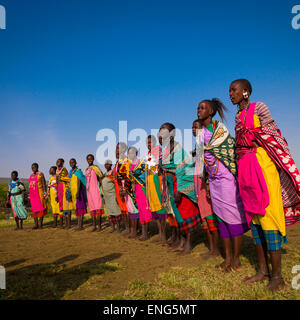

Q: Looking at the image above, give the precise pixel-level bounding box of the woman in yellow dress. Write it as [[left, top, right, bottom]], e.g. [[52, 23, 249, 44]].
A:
[[230, 78, 300, 292], [47, 166, 61, 228]]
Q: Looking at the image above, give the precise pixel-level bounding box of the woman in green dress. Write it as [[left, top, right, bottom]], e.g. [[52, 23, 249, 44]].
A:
[[6, 171, 28, 230]]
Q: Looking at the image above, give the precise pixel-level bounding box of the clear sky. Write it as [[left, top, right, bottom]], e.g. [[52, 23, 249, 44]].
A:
[[0, 0, 299, 179]]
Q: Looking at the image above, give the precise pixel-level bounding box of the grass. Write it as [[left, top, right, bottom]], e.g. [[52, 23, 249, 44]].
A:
[[1, 180, 300, 300], [105, 245, 300, 300]]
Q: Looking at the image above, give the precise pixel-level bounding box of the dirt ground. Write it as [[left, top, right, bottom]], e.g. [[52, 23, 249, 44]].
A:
[[0, 217, 299, 300], [0, 218, 210, 299]]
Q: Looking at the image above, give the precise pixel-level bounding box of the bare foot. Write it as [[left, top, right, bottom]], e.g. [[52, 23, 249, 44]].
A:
[[178, 247, 192, 255], [243, 270, 269, 283], [138, 235, 149, 241], [122, 229, 130, 236], [231, 260, 242, 271], [215, 260, 231, 269], [201, 250, 220, 261], [170, 246, 184, 252], [268, 276, 286, 292]]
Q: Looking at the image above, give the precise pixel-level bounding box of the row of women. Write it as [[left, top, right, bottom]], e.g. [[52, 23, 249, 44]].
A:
[[7, 79, 300, 292]]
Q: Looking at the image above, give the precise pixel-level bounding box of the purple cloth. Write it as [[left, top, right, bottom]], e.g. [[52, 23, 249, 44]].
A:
[[76, 187, 87, 210], [129, 213, 139, 220], [152, 212, 167, 220], [203, 127, 246, 225], [218, 220, 249, 239]]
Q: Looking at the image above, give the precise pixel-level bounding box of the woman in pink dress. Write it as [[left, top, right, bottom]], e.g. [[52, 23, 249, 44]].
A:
[[28, 163, 48, 229], [85, 154, 104, 232]]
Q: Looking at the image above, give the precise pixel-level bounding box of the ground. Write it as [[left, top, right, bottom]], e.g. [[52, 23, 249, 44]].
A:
[[0, 213, 299, 300]]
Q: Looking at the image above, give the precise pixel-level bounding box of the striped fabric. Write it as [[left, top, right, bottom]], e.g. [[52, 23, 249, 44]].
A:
[[251, 222, 287, 251], [90, 209, 104, 217], [179, 213, 202, 234]]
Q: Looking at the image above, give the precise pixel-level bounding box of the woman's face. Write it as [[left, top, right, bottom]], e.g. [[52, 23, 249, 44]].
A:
[[128, 149, 137, 161], [87, 156, 94, 166], [49, 168, 55, 175], [105, 163, 112, 171], [229, 81, 246, 105], [192, 121, 201, 137], [197, 101, 211, 121], [69, 159, 77, 168], [11, 172, 18, 181], [56, 159, 63, 167], [158, 125, 172, 144], [32, 164, 38, 173]]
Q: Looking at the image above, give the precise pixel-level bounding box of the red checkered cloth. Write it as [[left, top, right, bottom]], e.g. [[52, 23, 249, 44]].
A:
[[109, 215, 122, 224], [202, 217, 218, 232], [167, 214, 179, 227], [33, 209, 47, 218], [75, 208, 87, 217], [179, 213, 202, 234], [90, 209, 104, 217]]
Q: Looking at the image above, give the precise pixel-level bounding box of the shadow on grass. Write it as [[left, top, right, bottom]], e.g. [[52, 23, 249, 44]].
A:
[[40, 215, 110, 230], [0, 253, 122, 300]]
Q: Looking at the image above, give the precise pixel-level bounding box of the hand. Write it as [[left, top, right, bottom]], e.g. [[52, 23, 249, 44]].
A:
[[206, 185, 211, 199], [119, 188, 127, 198], [174, 191, 182, 205], [55, 196, 59, 202]]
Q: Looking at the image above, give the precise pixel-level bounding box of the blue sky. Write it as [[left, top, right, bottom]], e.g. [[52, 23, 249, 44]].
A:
[[0, 0, 299, 178]]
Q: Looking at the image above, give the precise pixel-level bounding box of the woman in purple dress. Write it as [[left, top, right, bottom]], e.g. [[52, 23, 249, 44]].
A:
[[196, 98, 249, 272]]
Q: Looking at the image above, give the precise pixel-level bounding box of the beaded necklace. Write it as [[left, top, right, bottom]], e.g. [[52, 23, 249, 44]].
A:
[[204, 120, 219, 175]]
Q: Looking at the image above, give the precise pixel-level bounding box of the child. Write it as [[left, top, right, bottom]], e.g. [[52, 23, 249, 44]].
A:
[[101, 160, 122, 233], [6, 171, 27, 230], [69, 158, 87, 231], [192, 119, 202, 158], [85, 154, 104, 232], [28, 163, 48, 229], [196, 99, 248, 271], [47, 166, 60, 227], [145, 135, 167, 243]]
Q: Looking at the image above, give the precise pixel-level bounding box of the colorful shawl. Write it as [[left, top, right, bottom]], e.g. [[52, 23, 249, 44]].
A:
[[161, 142, 197, 203], [69, 167, 87, 187], [9, 179, 19, 190], [196, 120, 237, 178], [131, 160, 148, 192], [236, 103, 300, 227], [117, 158, 136, 205], [85, 165, 103, 179], [69, 167, 87, 201]]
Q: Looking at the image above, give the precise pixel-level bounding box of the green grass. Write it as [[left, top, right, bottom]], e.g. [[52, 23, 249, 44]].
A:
[[105, 247, 300, 300]]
